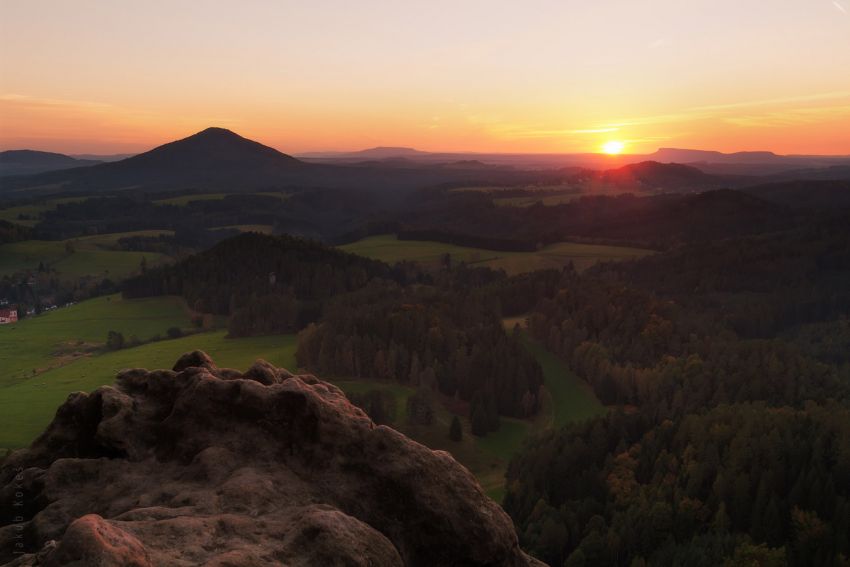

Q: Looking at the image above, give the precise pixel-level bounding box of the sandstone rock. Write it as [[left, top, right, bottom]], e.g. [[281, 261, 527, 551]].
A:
[[0, 352, 544, 566], [42, 515, 151, 567]]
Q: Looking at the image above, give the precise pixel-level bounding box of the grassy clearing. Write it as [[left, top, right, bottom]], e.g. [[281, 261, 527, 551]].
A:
[[152, 193, 228, 205], [0, 230, 172, 278], [451, 183, 580, 194], [398, 327, 604, 500], [0, 294, 193, 388], [473, 332, 604, 498], [449, 183, 584, 208], [0, 331, 300, 450], [521, 334, 605, 429], [340, 235, 501, 266], [397, 397, 529, 500], [340, 234, 652, 275], [153, 192, 288, 206], [0, 197, 87, 227], [213, 224, 275, 234]]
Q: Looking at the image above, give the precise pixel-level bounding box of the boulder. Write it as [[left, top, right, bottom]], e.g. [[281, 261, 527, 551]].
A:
[[0, 352, 544, 566]]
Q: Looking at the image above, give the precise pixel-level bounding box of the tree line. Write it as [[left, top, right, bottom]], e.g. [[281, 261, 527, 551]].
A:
[[295, 280, 544, 433]]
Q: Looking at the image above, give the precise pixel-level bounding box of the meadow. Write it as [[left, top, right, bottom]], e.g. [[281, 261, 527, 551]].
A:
[[0, 294, 192, 388], [451, 183, 581, 194], [0, 197, 88, 227], [0, 328, 300, 450], [522, 334, 605, 429], [340, 234, 652, 274], [450, 183, 584, 208], [153, 192, 288, 206], [0, 230, 172, 279], [213, 224, 275, 234]]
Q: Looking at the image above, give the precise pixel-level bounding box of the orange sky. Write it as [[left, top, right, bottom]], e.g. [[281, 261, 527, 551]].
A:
[[1, 1, 850, 155]]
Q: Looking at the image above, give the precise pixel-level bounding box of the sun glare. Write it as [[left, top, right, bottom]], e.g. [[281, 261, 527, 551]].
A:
[[602, 140, 625, 155]]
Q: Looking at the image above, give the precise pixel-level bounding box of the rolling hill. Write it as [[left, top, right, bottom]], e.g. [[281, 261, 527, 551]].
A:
[[595, 160, 732, 192], [0, 150, 101, 176], [0, 128, 306, 192], [0, 128, 557, 197]]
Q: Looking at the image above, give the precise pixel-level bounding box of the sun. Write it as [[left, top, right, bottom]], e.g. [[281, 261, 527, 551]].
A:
[[602, 140, 625, 155]]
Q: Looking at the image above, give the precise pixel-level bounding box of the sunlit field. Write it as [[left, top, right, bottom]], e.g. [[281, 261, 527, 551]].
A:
[[341, 234, 652, 274]]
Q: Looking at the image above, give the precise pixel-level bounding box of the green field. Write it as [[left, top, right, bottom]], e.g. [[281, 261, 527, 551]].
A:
[[451, 183, 580, 194], [213, 224, 275, 234], [340, 234, 652, 274], [449, 183, 584, 208], [0, 230, 172, 279], [153, 192, 288, 206], [0, 294, 193, 388], [0, 330, 300, 450], [0, 197, 87, 227], [522, 334, 605, 428]]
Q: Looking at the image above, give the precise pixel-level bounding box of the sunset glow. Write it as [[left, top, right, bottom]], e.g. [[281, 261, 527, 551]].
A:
[[602, 141, 626, 155], [1, 1, 850, 155]]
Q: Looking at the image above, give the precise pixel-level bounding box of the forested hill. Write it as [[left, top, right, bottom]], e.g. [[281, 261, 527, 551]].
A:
[[611, 216, 850, 338], [504, 215, 850, 566], [296, 280, 545, 430], [400, 189, 798, 250], [506, 402, 850, 566], [122, 232, 398, 324]]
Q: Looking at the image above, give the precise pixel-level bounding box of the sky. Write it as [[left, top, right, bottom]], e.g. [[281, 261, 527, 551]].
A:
[[1, 0, 850, 155]]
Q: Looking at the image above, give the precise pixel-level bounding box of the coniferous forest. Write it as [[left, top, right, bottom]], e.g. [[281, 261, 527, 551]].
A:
[[503, 218, 850, 566]]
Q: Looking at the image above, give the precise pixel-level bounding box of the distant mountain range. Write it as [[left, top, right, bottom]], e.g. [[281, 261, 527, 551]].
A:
[[0, 150, 102, 177], [0, 128, 552, 197], [300, 146, 429, 160], [298, 146, 850, 176], [2, 128, 849, 199], [69, 153, 136, 162]]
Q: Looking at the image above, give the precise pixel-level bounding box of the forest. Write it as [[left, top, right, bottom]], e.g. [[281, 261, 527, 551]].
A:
[[503, 215, 850, 566], [122, 233, 550, 431], [295, 280, 544, 431], [123, 232, 398, 320]]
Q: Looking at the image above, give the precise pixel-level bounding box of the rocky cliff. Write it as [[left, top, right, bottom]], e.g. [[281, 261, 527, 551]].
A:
[[0, 352, 544, 566]]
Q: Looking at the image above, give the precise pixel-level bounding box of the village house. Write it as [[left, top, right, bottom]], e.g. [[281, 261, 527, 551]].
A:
[[0, 307, 18, 324]]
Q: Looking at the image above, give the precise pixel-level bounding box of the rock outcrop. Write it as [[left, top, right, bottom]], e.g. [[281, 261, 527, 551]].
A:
[[0, 352, 544, 566]]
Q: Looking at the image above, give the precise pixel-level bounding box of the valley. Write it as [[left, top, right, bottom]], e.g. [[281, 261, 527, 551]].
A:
[[0, 230, 172, 279], [4, 4, 850, 564], [1, 127, 849, 566], [0, 288, 604, 501]]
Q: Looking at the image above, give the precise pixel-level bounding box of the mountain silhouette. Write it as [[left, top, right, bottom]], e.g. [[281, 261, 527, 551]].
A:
[[0, 128, 314, 192], [116, 127, 302, 170], [597, 161, 728, 191], [650, 148, 781, 164], [88, 127, 304, 185], [0, 150, 101, 177], [0, 128, 552, 196]]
